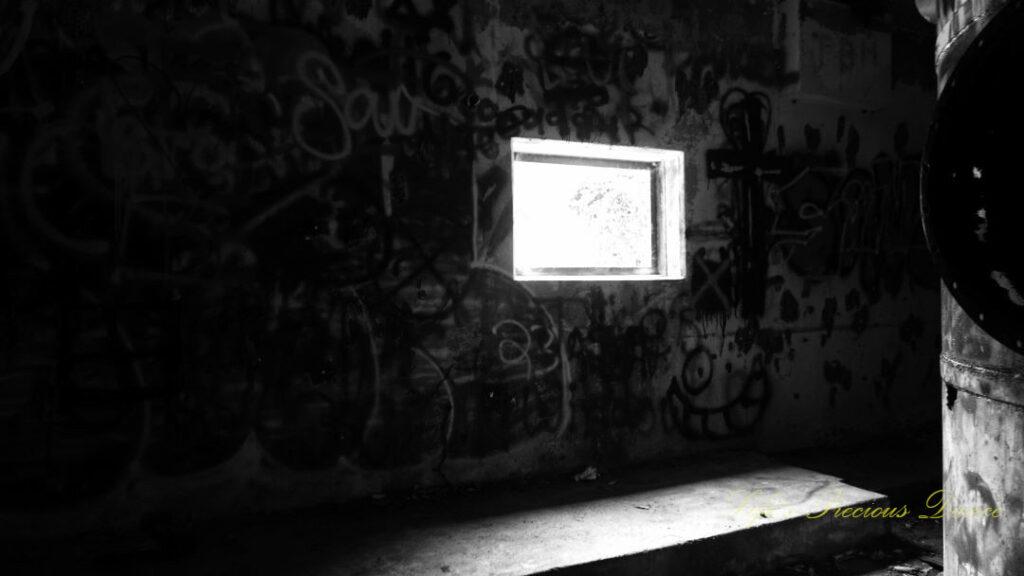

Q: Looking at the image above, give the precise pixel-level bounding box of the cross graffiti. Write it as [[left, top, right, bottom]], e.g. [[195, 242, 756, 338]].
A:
[[691, 247, 734, 313], [706, 89, 789, 318]]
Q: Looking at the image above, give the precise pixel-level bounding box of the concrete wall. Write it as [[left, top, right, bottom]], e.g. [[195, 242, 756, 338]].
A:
[[0, 0, 937, 537]]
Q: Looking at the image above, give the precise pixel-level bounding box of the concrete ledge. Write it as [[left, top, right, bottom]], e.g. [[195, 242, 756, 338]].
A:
[[334, 455, 890, 576]]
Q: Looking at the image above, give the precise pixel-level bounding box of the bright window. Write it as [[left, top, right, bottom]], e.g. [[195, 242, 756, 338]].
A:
[[511, 138, 685, 281]]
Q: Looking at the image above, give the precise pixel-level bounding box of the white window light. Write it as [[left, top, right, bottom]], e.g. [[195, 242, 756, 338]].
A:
[[511, 138, 685, 281]]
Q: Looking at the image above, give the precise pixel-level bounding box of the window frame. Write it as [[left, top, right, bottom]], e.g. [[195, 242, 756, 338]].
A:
[[510, 137, 685, 282]]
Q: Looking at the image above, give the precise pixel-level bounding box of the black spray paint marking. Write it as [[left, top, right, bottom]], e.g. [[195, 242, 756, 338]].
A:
[[780, 290, 799, 323], [823, 360, 853, 390], [820, 297, 838, 345], [804, 124, 821, 151]]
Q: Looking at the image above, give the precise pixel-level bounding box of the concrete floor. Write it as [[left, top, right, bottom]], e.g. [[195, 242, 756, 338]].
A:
[[766, 429, 944, 576], [756, 512, 942, 576], [3, 433, 942, 576]]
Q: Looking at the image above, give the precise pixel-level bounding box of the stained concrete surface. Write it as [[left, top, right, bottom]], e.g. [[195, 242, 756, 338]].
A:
[[0, 0, 941, 533]]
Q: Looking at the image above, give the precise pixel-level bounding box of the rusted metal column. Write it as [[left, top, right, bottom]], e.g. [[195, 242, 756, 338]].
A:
[[920, 1, 1024, 574], [941, 287, 1024, 575]]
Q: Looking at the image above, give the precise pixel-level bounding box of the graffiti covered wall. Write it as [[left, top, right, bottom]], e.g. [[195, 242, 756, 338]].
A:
[[0, 0, 938, 536]]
